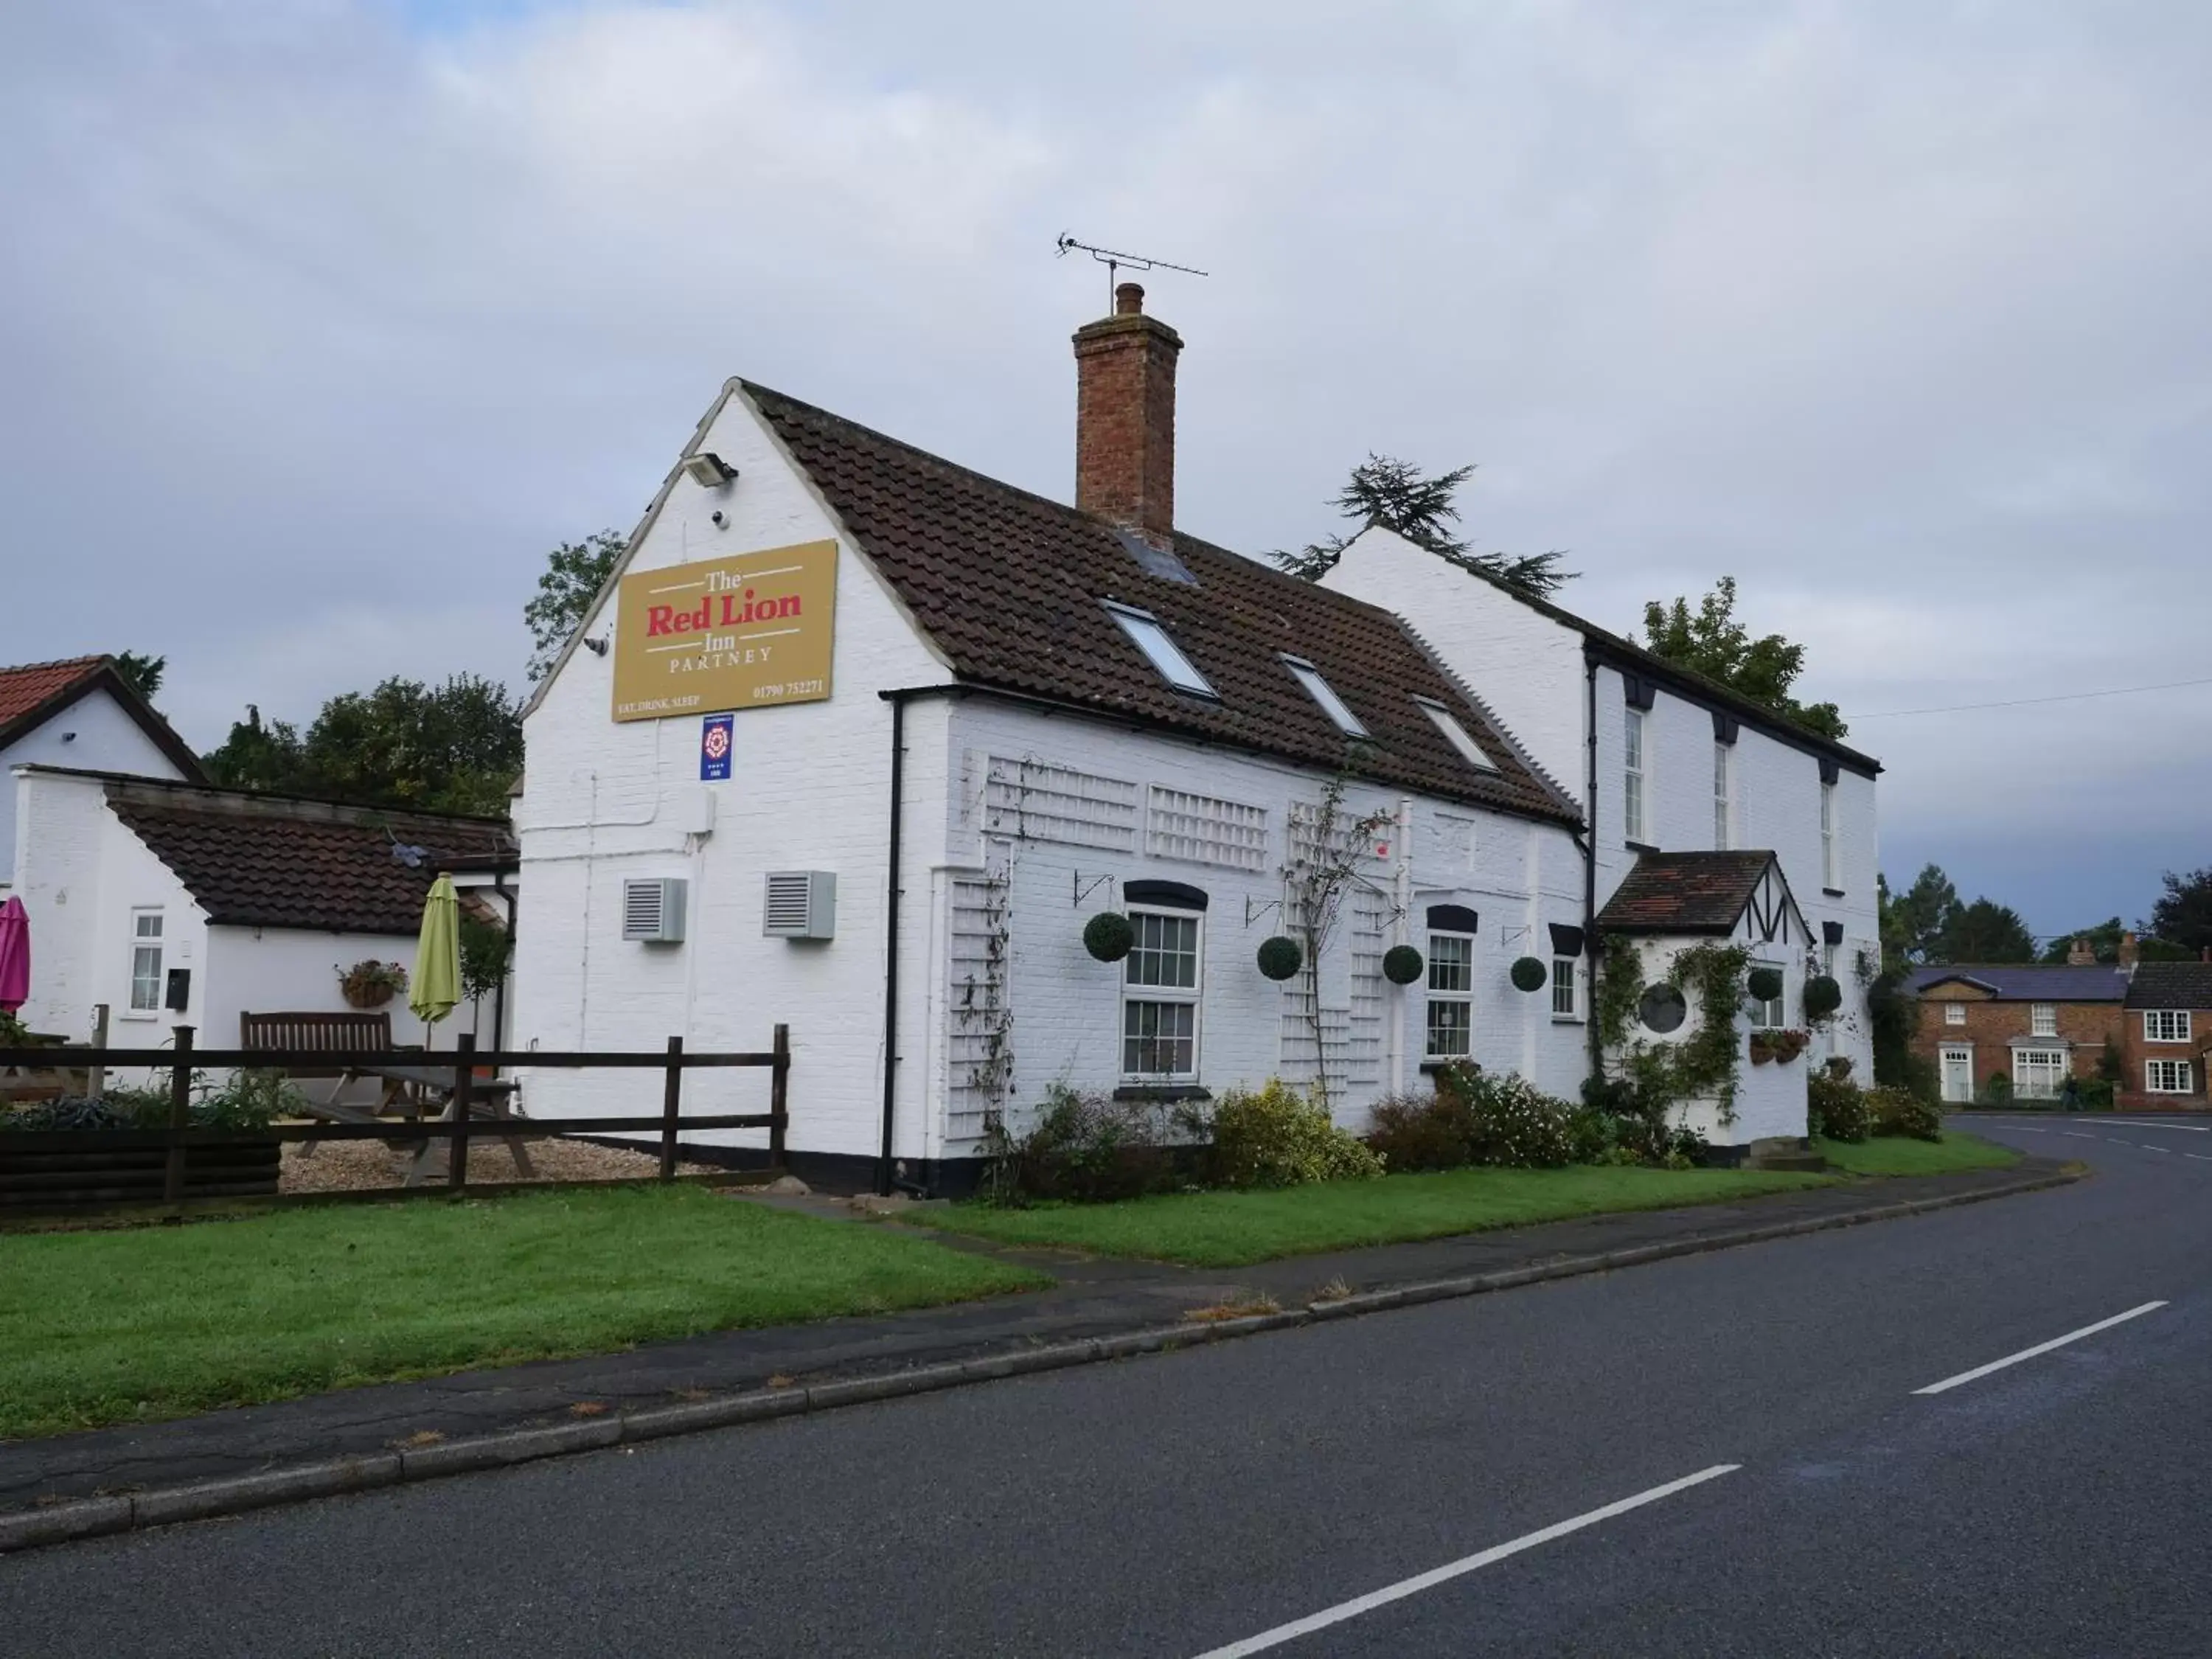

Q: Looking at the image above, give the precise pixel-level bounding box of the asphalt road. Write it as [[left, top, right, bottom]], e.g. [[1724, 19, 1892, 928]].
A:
[[4, 1116, 2207, 1657]]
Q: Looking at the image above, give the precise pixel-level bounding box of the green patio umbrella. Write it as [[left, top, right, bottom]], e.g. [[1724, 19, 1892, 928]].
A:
[[409, 874, 462, 1037]]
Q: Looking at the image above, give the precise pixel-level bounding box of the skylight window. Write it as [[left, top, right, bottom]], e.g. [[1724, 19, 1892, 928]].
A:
[[1415, 698, 1499, 772], [1105, 602, 1215, 698], [1281, 655, 1369, 738]]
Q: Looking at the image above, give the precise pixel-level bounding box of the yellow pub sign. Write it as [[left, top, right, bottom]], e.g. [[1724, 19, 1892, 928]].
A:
[[611, 540, 838, 722]]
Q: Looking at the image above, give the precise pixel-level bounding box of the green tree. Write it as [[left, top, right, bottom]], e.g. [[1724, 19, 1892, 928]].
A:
[[300, 675, 521, 816], [112, 652, 166, 704], [199, 678, 520, 817], [1270, 455, 1575, 599], [201, 706, 310, 793], [1934, 897, 2037, 964], [2146, 868, 2212, 957], [1640, 577, 1847, 740], [524, 530, 626, 681], [1880, 863, 1958, 968]]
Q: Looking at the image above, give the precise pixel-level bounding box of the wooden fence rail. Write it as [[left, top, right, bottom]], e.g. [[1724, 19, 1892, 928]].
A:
[[0, 1024, 790, 1208]]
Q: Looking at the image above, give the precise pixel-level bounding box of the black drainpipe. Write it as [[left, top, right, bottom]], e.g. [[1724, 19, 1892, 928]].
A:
[[1582, 648, 1602, 1082], [877, 692, 908, 1197]]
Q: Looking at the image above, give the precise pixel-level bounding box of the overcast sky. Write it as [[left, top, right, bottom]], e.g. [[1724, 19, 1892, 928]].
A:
[[7, 0, 2209, 937]]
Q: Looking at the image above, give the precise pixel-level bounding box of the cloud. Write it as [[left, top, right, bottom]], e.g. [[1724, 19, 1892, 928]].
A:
[[4, 0, 2210, 929]]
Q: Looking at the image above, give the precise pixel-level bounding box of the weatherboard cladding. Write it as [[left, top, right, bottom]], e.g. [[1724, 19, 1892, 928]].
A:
[[104, 783, 513, 934], [1593, 850, 1781, 935], [738, 381, 1578, 827]]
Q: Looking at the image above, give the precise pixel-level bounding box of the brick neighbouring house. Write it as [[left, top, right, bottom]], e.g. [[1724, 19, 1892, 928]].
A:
[[1906, 956, 2130, 1104], [2119, 960, 2212, 1109]]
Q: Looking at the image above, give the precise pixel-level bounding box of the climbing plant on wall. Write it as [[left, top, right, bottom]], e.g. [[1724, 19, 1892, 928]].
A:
[[1593, 936, 1754, 1127]]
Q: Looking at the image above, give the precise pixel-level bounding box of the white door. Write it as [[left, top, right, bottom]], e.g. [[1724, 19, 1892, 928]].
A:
[[1941, 1046, 1973, 1103]]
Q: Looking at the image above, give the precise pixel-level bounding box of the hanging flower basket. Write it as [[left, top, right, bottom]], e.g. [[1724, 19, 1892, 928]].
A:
[[1509, 956, 1548, 993], [1803, 974, 1843, 1020], [1772, 1028, 1810, 1062], [1256, 936, 1304, 981], [1082, 912, 1134, 964], [338, 960, 408, 1009], [1746, 965, 1784, 1004], [1382, 945, 1425, 986]]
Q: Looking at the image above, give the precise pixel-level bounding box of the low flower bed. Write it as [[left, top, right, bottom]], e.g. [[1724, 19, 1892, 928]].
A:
[[0, 1072, 299, 1211]]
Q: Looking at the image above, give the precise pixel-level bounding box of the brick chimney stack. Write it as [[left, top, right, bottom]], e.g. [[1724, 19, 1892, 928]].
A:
[[1073, 282, 1183, 543], [2119, 931, 2140, 970], [2066, 937, 2096, 965]]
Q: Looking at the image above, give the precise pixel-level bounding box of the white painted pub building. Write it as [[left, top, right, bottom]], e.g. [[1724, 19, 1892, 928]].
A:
[[514, 287, 1878, 1192]]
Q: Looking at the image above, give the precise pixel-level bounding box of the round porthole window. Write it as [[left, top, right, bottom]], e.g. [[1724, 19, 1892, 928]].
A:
[[1638, 984, 1688, 1034]]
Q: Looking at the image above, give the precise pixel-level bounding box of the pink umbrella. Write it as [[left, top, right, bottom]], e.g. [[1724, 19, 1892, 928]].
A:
[[0, 896, 29, 1014]]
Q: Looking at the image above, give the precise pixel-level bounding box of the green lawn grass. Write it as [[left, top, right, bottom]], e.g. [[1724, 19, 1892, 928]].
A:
[[907, 1165, 1835, 1268], [0, 1187, 1048, 1440], [1815, 1130, 2022, 1177]]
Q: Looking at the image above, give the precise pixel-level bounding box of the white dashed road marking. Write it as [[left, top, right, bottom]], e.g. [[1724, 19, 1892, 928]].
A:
[[1913, 1302, 2169, 1397]]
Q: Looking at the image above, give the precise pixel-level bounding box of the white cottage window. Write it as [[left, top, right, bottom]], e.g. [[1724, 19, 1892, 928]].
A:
[[2143, 1009, 2191, 1044], [1425, 933, 1475, 1059], [1713, 742, 1731, 850], [128, 910, 164, 1014], [2146, 1058, 2194, 1094], [1624, 709, 1648, 843], [1750, 961, 1786, 1029], [1122, 909, 1202, 1079], [1820, 781, 1839, 889]]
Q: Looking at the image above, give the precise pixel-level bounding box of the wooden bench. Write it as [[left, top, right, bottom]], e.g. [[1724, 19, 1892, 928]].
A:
[[240, 1010, 394, 1079]]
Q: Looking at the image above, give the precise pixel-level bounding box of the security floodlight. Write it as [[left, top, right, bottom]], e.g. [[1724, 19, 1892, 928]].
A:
[[681, 451, 738, 488]]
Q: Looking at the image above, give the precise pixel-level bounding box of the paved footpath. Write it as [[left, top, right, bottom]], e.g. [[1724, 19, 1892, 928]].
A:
[[0, 1161, 2054, 1525]]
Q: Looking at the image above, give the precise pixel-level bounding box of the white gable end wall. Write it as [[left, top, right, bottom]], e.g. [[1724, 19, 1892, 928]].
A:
[[0, 686, 188, 884], [1318, 526, 1587, 806], [512, 386, 951, 1172]]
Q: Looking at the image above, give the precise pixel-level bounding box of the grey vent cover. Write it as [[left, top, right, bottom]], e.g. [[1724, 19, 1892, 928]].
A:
[[621, 877, 687, 943], [764, 871, 836, 939]]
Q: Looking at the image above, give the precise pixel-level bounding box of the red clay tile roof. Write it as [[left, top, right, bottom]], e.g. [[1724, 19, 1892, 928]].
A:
[[1596, 850, 1781, 934], [740, 382, 1579, 824], [100, 778, 513, 934], [0, 657, 104, 726], [0, 655, 208, 782]]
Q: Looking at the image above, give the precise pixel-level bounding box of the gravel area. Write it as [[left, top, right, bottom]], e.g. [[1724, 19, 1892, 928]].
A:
[[281, 1135, 721, 1194]]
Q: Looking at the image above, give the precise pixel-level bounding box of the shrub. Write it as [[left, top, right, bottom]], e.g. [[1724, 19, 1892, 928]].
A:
[[1382, 945, 1425, 985], [982, 1085, 1182, 1206], [1509, 956, 1548, 992], [1366, 1089, 1478, 1173], [1433, 1063, 1576, 1168], [1803, 975, 1843, 1020], [1868, 1085, 1943, 1141], [1982, 1073, 2013, 1107], [1082, 912, 1133, 962], [1746, 965, 1784, 1004], [1200, 1079, 1382, 1188], [1255, 936, 1303, 981], [2079, 1077, 2115, 1110], [1577, 1074, 1709, 1166], [1806, 1074, 1871, 1142]]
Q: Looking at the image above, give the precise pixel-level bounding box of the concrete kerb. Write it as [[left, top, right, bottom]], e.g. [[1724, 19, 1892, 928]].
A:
[[0, 1165, 2076, 1557]]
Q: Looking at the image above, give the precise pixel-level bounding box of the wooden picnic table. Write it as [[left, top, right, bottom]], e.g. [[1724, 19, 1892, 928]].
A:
[[297, 1063, 533, 1186]]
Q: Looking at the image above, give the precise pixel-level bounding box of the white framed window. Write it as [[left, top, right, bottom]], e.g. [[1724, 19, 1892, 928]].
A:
[[1414, 698, 1499, 773], [2031, 1003, 2057, 1038], [1712, 742, 1731, 850], [1945, 1002, 1966, 1026], [2014, 1048, 2067, 1099], [1751, 962, 1786, 1029], [1425, 932, 1475, 1058], [1820, 781, 1838, 888], [1104, 602, 1215, 698], [1551, 956, 1581, 1020], [127, 909, 164, 1014], [2146, 1058, 2194, 1094], [1281, 655, 1368, 738], [2143, 1009, 2192, 1044], [1121, 908, 1202, 1079], [1624, 708, 1647, 842]]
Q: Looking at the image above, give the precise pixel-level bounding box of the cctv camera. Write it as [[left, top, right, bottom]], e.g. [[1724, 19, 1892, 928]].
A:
[[711, 509, 727, 528]]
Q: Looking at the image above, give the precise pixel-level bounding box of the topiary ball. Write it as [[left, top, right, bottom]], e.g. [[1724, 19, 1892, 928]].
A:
[[1256, 936, 1304, 981], [1509, 955, 1548, 992], [1746, 965, 1784, 1004], [1082, 911, 1134, 963], [1382, 944, 1425, 985], [1804, 974, 1843, 1019]]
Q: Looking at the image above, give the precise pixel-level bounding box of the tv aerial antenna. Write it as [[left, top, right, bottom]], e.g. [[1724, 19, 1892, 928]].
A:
[[1055, 234, 1208, 306]]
